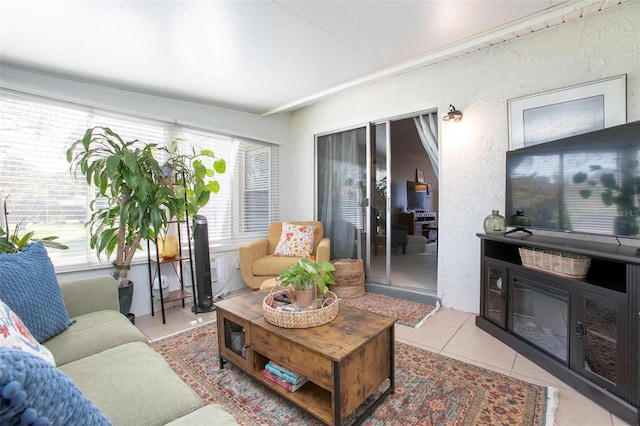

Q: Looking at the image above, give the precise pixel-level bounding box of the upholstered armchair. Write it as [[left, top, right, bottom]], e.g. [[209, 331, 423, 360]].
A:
[[239, 221, 331, 290]]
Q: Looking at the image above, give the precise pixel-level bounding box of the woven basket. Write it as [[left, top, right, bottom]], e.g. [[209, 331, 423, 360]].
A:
[[518, 247, 591, 278], [332, 284, 366, 299], [263, 288, 338, 328], [331, 259, 365, 299]]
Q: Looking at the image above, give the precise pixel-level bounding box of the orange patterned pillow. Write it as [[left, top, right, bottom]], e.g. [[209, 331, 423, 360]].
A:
[[273, 223, 316, 257], [0, 299, 55, 365]]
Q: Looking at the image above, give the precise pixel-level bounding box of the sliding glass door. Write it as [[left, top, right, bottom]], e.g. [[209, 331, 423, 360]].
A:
[[317, 111, 439, 294], [316, 121, 391, 284]]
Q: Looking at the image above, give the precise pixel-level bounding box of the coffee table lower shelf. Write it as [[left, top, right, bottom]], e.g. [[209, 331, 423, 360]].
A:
[[221, 352, 394, 426]]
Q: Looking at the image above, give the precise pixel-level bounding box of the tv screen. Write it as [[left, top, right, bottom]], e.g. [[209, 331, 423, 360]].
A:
[[407, 180, 428, 211], [505, 121, 640, 239]]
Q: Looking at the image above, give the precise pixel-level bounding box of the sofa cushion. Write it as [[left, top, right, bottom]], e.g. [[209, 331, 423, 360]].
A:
[[60, 341, 203, 426], [0, 347, 110, 425], [0, 299, 55, 365], [44, 310, 148, 366], [0, 243, 72, 343], [273, 222, 316, 257]]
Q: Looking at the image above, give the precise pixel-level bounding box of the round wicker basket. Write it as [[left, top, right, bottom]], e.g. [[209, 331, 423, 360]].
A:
[[330, 258, 365, 299], [263, 288, 338, 328]]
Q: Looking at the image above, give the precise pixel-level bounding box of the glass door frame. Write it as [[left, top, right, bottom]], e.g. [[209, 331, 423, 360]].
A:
[[368, 120, 392, 285], [315, 109, 436, 289]]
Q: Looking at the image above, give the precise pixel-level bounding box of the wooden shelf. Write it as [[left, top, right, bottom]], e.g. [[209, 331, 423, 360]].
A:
[[252, 367, 333, 424], [154, 289, 192, 304], [149, 254, 190, 265]]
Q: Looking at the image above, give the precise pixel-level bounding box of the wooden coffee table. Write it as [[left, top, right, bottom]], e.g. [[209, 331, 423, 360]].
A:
[[215, 290, 396, 426]]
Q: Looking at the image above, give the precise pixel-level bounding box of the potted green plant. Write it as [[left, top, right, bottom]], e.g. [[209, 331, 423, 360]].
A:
[[0, 225, 68, 254], [277, 258, 336, 309], [66, 126, 225, 316], [159, 137, 224, 218], [0, 195, 68, 254]]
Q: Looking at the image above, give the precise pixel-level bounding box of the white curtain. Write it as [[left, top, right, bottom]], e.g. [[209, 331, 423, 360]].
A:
[[317, 128, 366, 259], [414, 113, 439, 180]]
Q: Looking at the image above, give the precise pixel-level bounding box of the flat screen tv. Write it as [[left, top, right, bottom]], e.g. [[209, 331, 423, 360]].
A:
[[505, 120, 640, 239]]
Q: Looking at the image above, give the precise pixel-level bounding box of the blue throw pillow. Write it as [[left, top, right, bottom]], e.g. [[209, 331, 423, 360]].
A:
[[0, 243, 72, 343], [0, 347, 112, 425]]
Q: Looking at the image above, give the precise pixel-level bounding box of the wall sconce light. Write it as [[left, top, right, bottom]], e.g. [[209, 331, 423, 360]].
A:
[[442, 104, 463, 122]]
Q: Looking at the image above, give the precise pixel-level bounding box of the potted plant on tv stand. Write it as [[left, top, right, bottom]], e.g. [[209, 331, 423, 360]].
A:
[[66, 126, 225, 321], [277, 258, 336, 310]]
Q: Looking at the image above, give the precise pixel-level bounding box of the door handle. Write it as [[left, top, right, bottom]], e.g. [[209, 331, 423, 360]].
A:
[[575, 320, 584, 338]]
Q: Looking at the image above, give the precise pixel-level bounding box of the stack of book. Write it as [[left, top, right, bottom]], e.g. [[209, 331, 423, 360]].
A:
[[261, 361, 308, 392]]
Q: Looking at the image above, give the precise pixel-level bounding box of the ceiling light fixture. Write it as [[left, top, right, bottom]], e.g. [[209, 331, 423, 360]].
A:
[[442, 104, 463, 122]]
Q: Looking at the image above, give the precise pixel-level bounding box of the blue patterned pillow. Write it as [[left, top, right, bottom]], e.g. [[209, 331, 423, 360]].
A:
[[0, 347, 111, 425], [0, 243, 72, 343]]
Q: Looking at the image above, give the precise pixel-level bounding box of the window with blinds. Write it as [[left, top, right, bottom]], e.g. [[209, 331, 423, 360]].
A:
[[0, 90, 279, 269]]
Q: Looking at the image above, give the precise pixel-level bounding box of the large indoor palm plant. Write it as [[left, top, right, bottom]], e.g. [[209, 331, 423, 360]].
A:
[[67, 126, 225, 313]]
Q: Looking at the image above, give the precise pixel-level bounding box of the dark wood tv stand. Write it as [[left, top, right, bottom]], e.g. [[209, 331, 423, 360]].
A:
[[476, 233, 639, 425]]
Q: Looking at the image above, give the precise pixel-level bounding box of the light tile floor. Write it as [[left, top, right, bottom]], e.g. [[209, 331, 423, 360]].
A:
[[136, 290, 632, 426]]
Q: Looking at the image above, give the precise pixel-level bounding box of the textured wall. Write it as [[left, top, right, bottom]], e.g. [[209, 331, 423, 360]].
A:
[[290, 2, 640, 313]]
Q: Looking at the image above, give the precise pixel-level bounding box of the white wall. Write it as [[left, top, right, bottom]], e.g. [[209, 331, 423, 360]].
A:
[[289, 2, 640, 313], [59, 252, 243, 318], [1, 66, 292, 317]]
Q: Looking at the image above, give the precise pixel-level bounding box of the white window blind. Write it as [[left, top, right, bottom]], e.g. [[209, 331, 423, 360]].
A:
[[0, 90, 279, 269], [243, 144, 279, 234], [180, 129, 280, 244]]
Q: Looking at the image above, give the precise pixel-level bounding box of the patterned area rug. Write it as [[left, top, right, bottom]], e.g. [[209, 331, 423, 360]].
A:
[[151, 325, 557, 426], [341, 292, 439, 328]]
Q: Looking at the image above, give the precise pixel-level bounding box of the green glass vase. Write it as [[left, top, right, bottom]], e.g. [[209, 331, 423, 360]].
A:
[[508, 210, 531, 227], [483, 210, 505, 235]]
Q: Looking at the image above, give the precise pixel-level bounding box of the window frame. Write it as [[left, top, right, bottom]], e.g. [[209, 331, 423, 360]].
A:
[[0, 89, 279, 270]]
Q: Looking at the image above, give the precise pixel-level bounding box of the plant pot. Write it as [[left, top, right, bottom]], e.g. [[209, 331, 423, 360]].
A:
[[118, 279, 134, 319], [294, 287, 317, 310]]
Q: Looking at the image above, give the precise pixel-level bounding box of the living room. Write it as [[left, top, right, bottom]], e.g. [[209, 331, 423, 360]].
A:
[[1, 1, 639, 425], [3, 0, 637, 318]]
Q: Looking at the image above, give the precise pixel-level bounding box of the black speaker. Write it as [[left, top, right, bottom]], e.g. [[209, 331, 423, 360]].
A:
[[192, 215, 215, 313]]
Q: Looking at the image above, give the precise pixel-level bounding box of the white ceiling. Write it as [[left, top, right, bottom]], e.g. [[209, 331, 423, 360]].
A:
[[0, 0, 626, 115]]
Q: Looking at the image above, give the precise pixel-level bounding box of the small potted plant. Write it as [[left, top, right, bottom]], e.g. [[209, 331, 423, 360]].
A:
[[277, 258, 335, 310], [0, 195, 68, 254]]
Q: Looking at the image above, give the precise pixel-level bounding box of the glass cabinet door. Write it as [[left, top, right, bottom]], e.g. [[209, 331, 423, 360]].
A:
[[572, 289, 627, 398], [483, 262, 507, 328]]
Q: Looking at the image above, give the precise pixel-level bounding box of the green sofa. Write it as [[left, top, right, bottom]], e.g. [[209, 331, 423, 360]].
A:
[[45, 275, 237, 426]]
